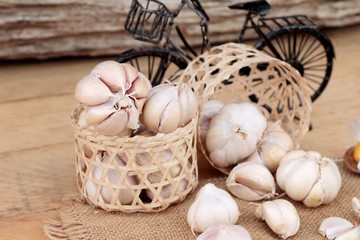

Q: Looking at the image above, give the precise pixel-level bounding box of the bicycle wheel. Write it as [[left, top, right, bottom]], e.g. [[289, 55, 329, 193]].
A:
[[255, 27, 334, 102], [117, 47, 188, 86]]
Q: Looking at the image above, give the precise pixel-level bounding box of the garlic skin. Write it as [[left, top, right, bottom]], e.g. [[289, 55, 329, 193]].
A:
[[255, 199, 300, 239], [276, 150, 342, 207], [206, 102, 267, 168], [197, 225, 252, 240], [352, 197, 360, 218], [319, 217, 354, 239], [187, 183, 240, 234], [247, 121, 293, 173], [85, 153, 137, 205], [199, 100, 225, 146], [141, 83, 198, 133], [226, 162, 276, 201]]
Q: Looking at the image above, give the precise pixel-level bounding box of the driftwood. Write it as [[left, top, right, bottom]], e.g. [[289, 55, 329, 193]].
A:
[[1, 0, 359, 60]]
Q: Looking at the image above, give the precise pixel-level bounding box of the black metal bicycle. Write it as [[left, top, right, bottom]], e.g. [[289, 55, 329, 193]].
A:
[[117, 0, 335, 102]]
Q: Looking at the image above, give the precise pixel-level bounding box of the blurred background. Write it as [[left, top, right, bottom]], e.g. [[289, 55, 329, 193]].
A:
[[1, 0, 359, 60]]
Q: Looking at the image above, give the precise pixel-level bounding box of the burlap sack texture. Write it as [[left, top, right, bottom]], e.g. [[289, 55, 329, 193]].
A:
[[44, 162, 359, 240]]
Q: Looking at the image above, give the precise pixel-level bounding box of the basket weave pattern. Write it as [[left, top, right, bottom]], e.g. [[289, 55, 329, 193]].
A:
[[179, 43, 312, 173], [72, 107, 198, 213]]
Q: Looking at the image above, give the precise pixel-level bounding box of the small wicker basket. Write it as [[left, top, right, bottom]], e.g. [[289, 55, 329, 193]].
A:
[[178, 43, 312, 174], [72, 106, 198, 213]]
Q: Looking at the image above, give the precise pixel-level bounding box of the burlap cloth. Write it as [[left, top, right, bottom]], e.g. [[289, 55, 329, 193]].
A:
[[44, 161, 359, 240]]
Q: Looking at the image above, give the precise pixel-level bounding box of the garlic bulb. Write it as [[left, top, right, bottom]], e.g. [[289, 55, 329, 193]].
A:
[[247, 121, 293, 173], [146, 178, 188, 200], [335, 226, 360, 240], [85, 153, 137, 205], [319, 217, 354, 239], [206, 102, 267, 168], [276, 150, 342, 207], [141, 83, 197, 133], [187, 183, 240, 234], [197, 225, 252, 240], [255, 199, 300, 239], [199, 100, 224, 145], [74, 61, 152, 135], [226, 162, 275, 201], [352, 197, 360, 218]]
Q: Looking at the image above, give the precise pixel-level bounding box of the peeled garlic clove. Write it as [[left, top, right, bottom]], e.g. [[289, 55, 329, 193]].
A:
[[319, 217, 354, 239], [335, 226, 360, 240], [187, 183, 240, 234], [95, 110, 128, 136], [255, 199, 300, 239], [74, 74, 113, 105], [199, 100, 224, 145], [197, 224, 252, 240], [206, 102, 267, 168], [85, 98, 116, 125], [352, 197, 360, 218], [226, 162, 275, 201], [91, 61, 127, 93]]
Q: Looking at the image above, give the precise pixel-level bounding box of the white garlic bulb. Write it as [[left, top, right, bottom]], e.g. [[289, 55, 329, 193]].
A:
[[319, 217, 354, 239], [255, 199, 300, 239], [141, 83, 198, 133], [85, 153, 138, 205], [276, 150, 342, 207], [226, 162, 275, 201], [187, 183, 240, 234], [206, 102, 267, 168], [74, 61, 152, 136], [199, 100, 224, 145], [197, 225, 252, 240], [247, 121, 293, 173]]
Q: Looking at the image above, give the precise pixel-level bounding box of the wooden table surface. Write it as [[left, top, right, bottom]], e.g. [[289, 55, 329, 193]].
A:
[[1, 24, 360, 239]]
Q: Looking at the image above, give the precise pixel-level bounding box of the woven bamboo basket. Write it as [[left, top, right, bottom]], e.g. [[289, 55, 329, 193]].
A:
[[72, 106, 198, 213], [178, 42, 312, 174]]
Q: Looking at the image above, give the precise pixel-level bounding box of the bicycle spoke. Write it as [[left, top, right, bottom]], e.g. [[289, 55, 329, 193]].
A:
[[299, 39, 321, 62], [304, 63, 327, 70], [303, 51, 327, 65], [304, 75, 322, 85], [296, 32, 311, 59], [277, 34, 288, 59], [292, 30, 297, 59]]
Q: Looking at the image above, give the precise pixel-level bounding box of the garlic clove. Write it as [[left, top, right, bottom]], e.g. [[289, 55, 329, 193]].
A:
[[126, 72, 152, 99], [158, 96, 182, 133], [85, 98, 117, 125], [335, 226, 360, 240], [91, 61, 127, 93], [319, 217, 354, 239], [74, 74, 114, 105], [197, 224, 252, 240], [255, 199, 300, 239], [122, 63, 139, 90], [95, 110, 129, 136], [187, 183, 240, 234], [352, 197, 360, 218], [226, 162, 275, 201]]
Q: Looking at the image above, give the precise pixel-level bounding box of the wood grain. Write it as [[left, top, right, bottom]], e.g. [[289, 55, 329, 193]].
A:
[[1, 0, 359, 59], [0, 24, 359, 239]]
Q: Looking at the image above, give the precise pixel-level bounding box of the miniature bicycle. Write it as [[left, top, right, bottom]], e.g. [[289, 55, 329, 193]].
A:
[[117, 0, 335, 102]]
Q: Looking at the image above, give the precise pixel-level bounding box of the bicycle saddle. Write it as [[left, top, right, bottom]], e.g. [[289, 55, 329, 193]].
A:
[[228, 0, 271, 16]]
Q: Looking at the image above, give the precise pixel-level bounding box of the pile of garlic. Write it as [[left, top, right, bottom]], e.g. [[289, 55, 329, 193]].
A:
[[74, 61, 199, 204], [74, 60, 198, 137]]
